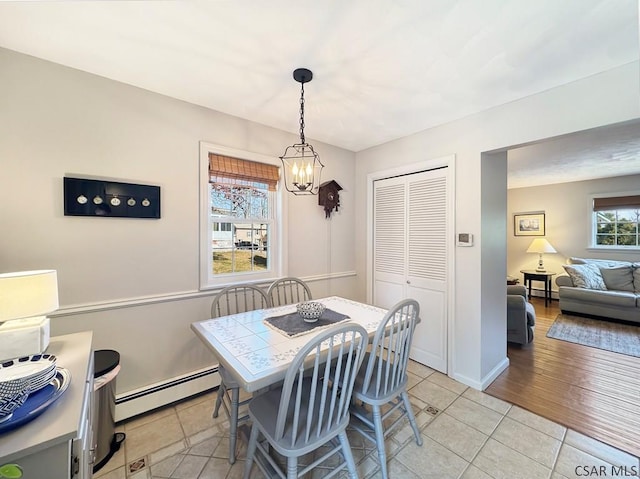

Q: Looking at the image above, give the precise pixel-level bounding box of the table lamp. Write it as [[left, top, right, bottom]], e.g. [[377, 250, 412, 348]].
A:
[[526, 239, 557, 272], [0, 270, 59, 361]]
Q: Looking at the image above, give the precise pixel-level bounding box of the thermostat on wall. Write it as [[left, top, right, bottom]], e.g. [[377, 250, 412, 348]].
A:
[[457, 233, 474, 246]]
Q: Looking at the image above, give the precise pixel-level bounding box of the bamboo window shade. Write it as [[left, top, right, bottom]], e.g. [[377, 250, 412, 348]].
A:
[[593, 195, 640, 211], [209, 153, 279, 191]]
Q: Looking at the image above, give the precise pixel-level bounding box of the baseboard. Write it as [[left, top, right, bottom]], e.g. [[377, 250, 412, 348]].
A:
[[529, 288, 559, 300], [449, 356, 510, 391], [480, 357, 510, 390], [114, 366, 220, 422]]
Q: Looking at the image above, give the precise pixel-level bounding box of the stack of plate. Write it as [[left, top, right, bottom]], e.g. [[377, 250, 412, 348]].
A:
[[0, 354, 57, 394]]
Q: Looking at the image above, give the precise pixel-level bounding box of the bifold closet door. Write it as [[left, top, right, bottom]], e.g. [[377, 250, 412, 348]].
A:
[[373, 168, 448, 373]]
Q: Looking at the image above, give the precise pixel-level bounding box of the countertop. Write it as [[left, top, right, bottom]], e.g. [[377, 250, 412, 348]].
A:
[[0, 331, 93, 462]]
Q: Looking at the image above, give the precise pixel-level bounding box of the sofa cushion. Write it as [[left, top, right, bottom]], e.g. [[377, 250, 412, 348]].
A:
[[599, 265, 635, 292], [562, 263, 607, 290], [558, 287, 637, 308], [634, 264, 640, 292], [569, 257, 633, 268]]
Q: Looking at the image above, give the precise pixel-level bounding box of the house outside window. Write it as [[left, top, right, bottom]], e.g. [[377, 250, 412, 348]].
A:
[[592, 195, 640, 248], [200, 143, 284, 288]]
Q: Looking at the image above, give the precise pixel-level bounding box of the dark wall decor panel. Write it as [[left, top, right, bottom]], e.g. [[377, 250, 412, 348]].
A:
[[64, 177, 161, 218]]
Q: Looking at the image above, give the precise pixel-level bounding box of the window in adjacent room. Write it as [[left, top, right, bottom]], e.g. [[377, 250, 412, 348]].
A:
[[200, 143, 283, 288], [592, 195, 640, 248]]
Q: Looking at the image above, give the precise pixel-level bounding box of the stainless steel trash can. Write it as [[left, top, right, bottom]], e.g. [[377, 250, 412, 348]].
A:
[[93, 350, 125, 473]]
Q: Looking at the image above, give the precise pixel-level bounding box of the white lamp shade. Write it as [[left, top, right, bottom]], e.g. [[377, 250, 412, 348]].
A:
[[526, 238, 557, 254], [0, 270, 59, 321]]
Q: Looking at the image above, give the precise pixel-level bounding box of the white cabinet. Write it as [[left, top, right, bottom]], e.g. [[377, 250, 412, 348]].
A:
[[0, 332, 94, 478]]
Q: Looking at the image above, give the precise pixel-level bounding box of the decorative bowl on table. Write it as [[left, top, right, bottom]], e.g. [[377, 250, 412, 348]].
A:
[[297, 302, 326, 323]]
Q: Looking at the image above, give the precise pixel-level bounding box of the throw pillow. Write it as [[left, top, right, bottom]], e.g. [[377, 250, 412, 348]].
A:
[[599, 266, 634, 292], [562, 263, 607, 290]]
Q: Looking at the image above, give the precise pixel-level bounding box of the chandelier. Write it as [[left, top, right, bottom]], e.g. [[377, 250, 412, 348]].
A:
[[280, 68, 324, 195]]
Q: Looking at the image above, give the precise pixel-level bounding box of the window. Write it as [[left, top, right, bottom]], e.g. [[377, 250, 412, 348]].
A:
[[200, 143, 284, 288], [592, 195, 640, 248]]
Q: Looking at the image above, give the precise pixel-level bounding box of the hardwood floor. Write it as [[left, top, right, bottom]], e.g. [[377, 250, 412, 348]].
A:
[[485, 297, 640, 458]]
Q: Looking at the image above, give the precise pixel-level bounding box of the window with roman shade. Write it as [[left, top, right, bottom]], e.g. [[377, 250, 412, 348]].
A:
[[199, 143, 283, 287], [592, 194, 640, 248]]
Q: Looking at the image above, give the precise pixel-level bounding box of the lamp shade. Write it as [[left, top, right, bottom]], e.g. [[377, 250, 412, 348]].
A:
[[526, 238, 557, 254], [0, 270, 59, 321]]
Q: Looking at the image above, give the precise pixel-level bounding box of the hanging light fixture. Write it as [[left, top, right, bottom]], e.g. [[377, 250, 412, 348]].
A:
[[280, 68, 324, 195]]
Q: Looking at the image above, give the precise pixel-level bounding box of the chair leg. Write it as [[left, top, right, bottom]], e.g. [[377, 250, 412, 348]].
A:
[[338, 430, 358, 479], [372, 405, 388, 479], [213, 381, 225, 418], [243, 424, 259, 479], [228, 386, 240, 464], [286, 456, 298, 479], [402, 391, 423, 446]]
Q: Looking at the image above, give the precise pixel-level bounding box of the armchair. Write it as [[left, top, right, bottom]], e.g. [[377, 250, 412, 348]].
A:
[[507, 285, 536, 344]]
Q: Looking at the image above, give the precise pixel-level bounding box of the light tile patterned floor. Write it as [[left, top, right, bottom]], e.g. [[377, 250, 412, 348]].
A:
[[94, 361, 640, 479]]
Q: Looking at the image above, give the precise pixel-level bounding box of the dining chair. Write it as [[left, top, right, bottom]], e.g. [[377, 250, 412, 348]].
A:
[[349, 299, 423, 479], [243, 322, 369, 479], [266, 277, 312, 306], [210, 284, 270, 464]]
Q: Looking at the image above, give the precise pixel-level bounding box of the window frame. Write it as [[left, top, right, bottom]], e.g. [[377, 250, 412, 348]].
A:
[[590, 192, 640, 250], [199, 142, 287, 289]]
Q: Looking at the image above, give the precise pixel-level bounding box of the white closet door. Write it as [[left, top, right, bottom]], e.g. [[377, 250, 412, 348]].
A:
[[406, 170, 448, 372], [373, 176, 406, 309], [373, 168, 448, 373]]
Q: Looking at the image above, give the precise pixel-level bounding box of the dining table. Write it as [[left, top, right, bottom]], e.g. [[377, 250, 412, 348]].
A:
[[190, 296, 388, 393]]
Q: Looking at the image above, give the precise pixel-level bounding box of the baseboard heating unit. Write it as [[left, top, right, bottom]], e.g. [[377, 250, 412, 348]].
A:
[[114, 366, 220, 422]]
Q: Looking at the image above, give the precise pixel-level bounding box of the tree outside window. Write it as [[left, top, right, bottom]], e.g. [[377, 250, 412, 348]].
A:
[[595, 208, 640, 247]]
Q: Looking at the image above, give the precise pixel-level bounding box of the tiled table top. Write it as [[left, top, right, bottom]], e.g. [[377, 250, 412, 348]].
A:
[[191, 296, 387, 392]]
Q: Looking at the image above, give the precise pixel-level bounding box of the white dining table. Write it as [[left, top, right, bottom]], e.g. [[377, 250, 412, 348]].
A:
[[191, 296, 388, 393]]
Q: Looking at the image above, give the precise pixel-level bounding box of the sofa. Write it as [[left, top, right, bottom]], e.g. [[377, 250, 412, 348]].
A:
[[507, 285, 536, 344], [555, 257, 640, 323]]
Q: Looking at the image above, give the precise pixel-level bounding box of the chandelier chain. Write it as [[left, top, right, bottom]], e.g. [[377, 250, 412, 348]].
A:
[[299, 82, 305, 144]]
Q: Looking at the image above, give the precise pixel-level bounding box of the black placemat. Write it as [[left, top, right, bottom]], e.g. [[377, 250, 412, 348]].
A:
[[264, 308, 350, 338]]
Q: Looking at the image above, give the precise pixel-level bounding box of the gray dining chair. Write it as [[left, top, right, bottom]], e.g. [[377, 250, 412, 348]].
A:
[[210, 284, 270, 464], [243, 322, 368, 479], [349, 299, 423, 479], [267, 277, 312, 307]]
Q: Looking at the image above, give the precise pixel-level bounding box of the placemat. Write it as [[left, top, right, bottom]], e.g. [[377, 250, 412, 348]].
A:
[[264, 308, 350, 338]]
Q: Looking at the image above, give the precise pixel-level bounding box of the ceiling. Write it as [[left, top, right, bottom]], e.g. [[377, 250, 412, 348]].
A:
[[508, 120, 640, 189], [0, 0, 638, 184]]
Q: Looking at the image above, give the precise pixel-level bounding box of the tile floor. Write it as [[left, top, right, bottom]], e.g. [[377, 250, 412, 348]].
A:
[[94, 361, 640, 479]]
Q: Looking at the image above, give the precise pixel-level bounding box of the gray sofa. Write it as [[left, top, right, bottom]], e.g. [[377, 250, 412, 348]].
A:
[[507, 285, 536, 344], [555, 257, 640, 323]]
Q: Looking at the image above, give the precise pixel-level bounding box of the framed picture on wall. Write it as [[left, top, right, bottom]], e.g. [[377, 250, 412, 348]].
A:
[[514, 212, 545, 236]]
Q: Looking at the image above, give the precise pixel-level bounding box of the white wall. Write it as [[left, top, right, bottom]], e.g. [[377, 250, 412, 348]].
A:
[[508, 173, 640, 296], [0, 48, 357, 401], [355, 61, 640, 389]]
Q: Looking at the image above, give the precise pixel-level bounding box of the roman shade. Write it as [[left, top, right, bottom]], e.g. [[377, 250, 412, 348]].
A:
[[209, 154, 279, 191], [593, 195, 640, 211]]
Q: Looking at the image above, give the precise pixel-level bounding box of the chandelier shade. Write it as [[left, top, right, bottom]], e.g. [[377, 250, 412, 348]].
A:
[[280, 68, 324, 195]]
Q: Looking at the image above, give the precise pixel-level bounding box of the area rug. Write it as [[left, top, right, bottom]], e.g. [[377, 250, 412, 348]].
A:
[[547, 314, 640, 357]]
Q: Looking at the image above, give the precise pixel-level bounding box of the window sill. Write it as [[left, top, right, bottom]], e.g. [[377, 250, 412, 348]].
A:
[[586, 246, 640, 252]]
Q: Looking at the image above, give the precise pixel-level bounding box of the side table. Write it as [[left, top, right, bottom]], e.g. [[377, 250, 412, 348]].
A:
[[520, 270, 556, 306]]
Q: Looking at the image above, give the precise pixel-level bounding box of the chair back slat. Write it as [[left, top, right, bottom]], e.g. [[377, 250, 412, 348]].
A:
[[267, 277, 312, 306], [211, 284, 270, 318], [274, 323, 368, 448], [361, 299, 420, 398]]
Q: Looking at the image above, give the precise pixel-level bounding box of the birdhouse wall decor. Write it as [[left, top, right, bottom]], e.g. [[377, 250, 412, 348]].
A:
[[318, 180, 343, 218]]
